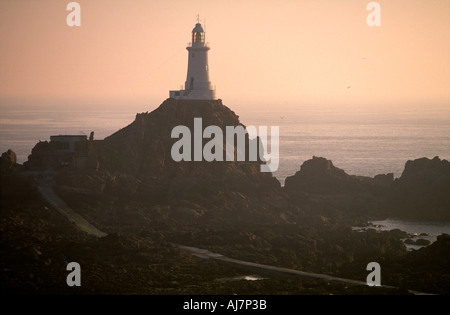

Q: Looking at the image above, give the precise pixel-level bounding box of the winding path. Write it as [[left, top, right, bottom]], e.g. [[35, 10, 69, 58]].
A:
[[36, 178, 107, 238], [174, 244, 429, 294]]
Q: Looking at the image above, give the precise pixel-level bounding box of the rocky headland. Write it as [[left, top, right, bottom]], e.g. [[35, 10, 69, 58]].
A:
[[1, 99, 449, 294]]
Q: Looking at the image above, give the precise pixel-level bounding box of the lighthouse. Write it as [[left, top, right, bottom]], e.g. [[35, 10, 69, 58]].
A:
[[170, 20, 216, 100]]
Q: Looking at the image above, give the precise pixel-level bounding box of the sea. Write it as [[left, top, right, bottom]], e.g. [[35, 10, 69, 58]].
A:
[[1, 102, 450, 242]]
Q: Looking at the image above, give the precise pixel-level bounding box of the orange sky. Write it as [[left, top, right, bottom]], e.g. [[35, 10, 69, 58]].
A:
[[0, 0, 449, 111]]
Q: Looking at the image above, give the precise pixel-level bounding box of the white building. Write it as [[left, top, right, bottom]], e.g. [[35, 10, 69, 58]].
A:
[[170, 21, 216, 100]]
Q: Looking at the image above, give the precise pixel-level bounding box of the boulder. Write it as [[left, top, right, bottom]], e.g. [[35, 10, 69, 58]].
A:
[[390, 156, 450, 220], [284, 156, 355, 194], [1, 149, 18, 172], [404, 238, 414, 245]]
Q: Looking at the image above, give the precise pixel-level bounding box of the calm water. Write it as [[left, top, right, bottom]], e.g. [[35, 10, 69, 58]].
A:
[[1, 104, 450, 186]]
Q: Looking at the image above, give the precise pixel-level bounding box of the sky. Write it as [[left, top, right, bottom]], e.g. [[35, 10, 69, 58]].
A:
[[0, 0, 449, 112]]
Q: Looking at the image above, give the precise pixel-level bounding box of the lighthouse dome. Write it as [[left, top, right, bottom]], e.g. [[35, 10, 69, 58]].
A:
[[192, 23, 204, 33]]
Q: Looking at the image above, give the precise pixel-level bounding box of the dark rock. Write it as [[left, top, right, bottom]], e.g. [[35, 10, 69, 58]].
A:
[[373, 173, 394, 187], [98, 99, 280, 196], [24, 141, 50, 168], [404, 237, 431, 246], [389, 156, 450, 220], [285, 156, 450, 222], [402, 234, 450, 266], [284, 156, 354, 194], [388, 229, 408, 239], [283, 156, 394, 221], [1, 149, 18, 171], [415, 238, 431, 246], [44, 99, 288, 230], [404, 238, 414, 245], [284, 156, 394, 196], [2, 149, 17, 164], [437, 233, 450, 244]]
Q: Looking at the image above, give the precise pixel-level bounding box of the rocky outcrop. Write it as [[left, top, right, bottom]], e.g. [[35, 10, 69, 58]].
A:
[[284, 156, 450, 221], [1, 149, 18, 172], [404, 238, 431, 246], [97, 99, 278, 192], [373, 173, 394, 187], [53, 99, 286, 230], [283, 156, 393, 221], [285, 156, 357, 194], [24, 141, 50, 169], [388, 157, 450, 220], [284, 156, 393, 195], [98, 98, 279, 194], [386, 233, 450, 293]]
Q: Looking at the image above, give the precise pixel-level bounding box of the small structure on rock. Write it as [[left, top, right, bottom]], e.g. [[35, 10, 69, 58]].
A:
[[26, 132, 98, 170]]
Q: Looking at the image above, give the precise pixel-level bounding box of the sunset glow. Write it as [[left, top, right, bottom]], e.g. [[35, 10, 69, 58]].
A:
[[1, 0, 449, 111]]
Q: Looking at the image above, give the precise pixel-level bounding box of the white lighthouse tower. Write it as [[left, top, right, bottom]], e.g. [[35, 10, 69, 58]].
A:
[[170, 19, 216, 100]]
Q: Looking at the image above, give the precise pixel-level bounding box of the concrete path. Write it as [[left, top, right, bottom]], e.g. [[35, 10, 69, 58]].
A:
[[37, 185, 107, 238], [174, 244, 430, 294]]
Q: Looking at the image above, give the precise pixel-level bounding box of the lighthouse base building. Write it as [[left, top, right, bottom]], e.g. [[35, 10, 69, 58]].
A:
[[169, 87, 216, 100], [170, 21, 217, 100]]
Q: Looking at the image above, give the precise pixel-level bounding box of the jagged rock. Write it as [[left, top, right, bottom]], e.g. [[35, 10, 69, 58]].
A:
[[284, 156, 393, 195], [387, 229, 409, 239], [24, 141, 50, 169], [373, 173, 394, 187], [284, 156, 450, 221], [2, 149, 17, 164], [404, 238, 414, 245], [98, 98, 281, 200], [1, 149, 18, 171], [390, 156, 450, 220], [44, 99, 286, 230], [284, 156, 356, 194], [402, 234, 450, 264], [415, 238, 431, 246]]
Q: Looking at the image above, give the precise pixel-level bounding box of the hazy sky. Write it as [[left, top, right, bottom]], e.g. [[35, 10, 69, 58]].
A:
[[1, 0, 449, 111]]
